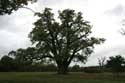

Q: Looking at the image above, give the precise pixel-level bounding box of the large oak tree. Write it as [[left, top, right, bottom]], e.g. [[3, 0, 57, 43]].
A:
[[29, 8, 105, 74]]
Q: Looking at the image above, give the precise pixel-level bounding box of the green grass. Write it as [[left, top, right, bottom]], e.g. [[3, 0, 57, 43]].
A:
[[0, 72, 124, 83]]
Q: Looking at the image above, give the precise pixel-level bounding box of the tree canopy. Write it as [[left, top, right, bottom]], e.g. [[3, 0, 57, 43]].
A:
[[0, 0, 37, 15], [8, 47, 40, 65], [28, 8, 105, 74]]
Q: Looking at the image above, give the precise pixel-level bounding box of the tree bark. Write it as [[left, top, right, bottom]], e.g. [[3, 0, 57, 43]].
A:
[[57, 64, 68, 74]]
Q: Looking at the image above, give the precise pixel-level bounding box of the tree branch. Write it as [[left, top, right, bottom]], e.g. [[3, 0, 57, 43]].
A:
[[19, 6, 36, 13], [67, 48, 77, 65]]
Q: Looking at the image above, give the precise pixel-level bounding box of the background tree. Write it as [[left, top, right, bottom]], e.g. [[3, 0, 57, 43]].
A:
[[0, 55, 14, 71], [9, 47, 39, 65], [0, 0, 37, 15], [8, 47, 41, 71], [98, 56, 106, 69], [0, 49, 57, 72], [106, 55, 125, 75], [71, 65, 80, 72], [29, 8, 105, 74], [9, 47, 55, 65]]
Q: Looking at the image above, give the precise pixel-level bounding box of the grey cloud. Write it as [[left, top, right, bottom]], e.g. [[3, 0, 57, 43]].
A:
[[0, 9, 35, 33], [0, 30, 31, 55], [0, 8, 36, 56], [0, 16, 12, 30], [37, 0, 88, 11], [94, 45, 125, 58], [104, 4, 125, 16], [37, 0, 63, 8]]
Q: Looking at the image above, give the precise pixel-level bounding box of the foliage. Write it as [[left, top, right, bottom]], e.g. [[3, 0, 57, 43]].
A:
[[29, 8, 105, 74], [106, 55, 125, 74], [120, 28, 125, 35], [0, 48, 58, 72], [69, 65, 84, 72], [71, 65, 80, 71], [84, 66, 102, 73], [0, 54, 57, 72], [0, 0, 37, 15], [0, 55, 15, 71], [9, 47, 38, 65], [0, 55, 14, 64]]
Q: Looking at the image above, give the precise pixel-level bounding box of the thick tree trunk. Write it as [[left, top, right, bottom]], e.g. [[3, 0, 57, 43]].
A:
[[57, 64, 68, 74]]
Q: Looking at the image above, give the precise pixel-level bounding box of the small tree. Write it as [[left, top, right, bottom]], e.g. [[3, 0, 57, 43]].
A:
[[106, 55, 125, 75], [0, 55, 14, 71], [29, 8, 105, 74], [98, 56, 106, 69], [71, 65, 80, 72]]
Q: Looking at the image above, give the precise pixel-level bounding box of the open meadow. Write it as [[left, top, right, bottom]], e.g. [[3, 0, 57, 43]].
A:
[[0, 72, 125, 83]]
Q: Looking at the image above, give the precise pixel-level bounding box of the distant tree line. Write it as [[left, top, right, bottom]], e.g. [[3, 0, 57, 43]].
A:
[[0, 49, 125, 74], [0, 54, 57, 72], [0, 47, 56, 72], [0, 48, 83, 72]]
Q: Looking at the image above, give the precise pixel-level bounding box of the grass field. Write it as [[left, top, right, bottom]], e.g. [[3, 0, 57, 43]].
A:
[[0, 72, 125, 83]]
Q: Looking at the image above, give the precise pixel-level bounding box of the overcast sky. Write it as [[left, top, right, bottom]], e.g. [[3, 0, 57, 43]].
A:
[[0, 0, 125, 66]]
